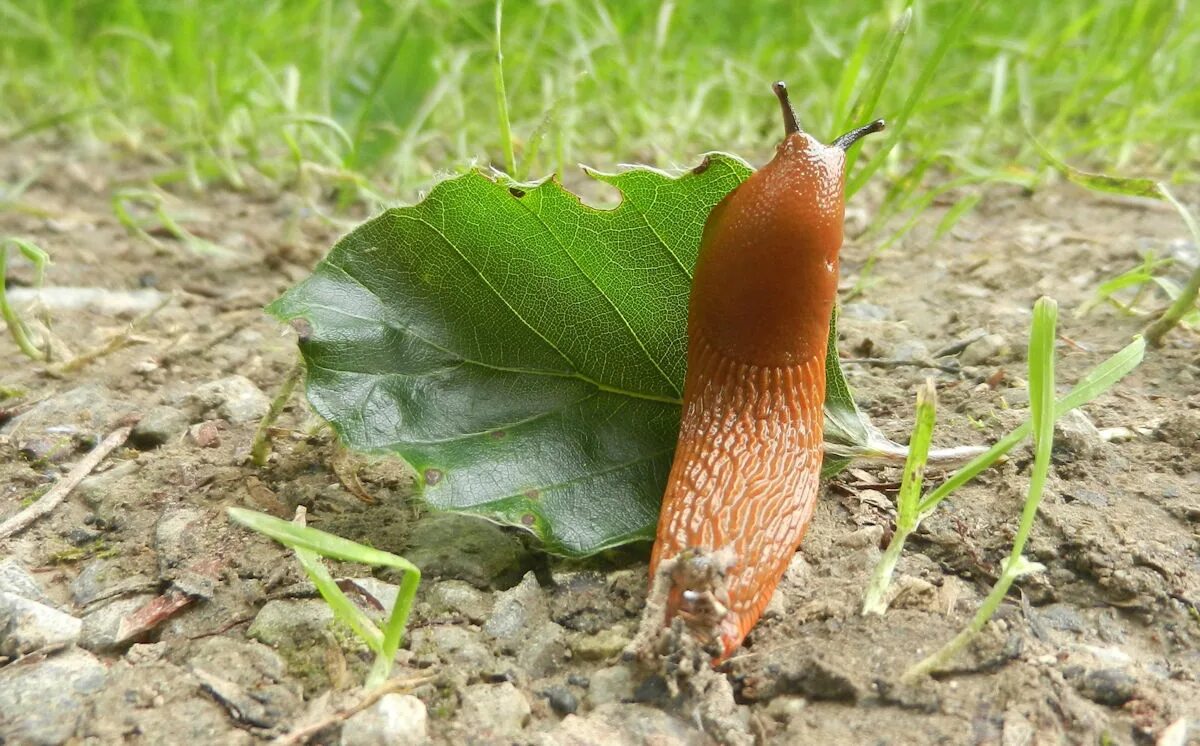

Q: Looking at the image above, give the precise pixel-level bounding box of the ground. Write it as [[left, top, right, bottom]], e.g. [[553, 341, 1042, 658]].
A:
[[0, 142, 1197, 745]]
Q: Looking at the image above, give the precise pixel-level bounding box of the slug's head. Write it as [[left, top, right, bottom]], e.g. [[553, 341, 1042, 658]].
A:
[[768, 81, 885, 213]]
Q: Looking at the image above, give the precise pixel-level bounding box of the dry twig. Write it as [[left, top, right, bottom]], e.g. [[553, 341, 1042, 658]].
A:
[[0, 425, 133, 540]]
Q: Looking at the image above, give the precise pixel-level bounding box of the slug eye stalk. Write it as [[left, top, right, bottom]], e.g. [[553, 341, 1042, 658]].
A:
[[832, 119, 887, 150], [772, 80, 885, 149]]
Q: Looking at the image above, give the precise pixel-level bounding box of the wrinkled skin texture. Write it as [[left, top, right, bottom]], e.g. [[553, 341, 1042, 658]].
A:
[[649, 131, 847, 660]]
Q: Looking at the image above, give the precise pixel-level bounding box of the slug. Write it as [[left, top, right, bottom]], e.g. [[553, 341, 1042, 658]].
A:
[[647, 82, 884, 661]]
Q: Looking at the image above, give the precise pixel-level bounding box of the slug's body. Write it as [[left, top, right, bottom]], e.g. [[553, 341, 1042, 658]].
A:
[[648, 84, 883, 660]]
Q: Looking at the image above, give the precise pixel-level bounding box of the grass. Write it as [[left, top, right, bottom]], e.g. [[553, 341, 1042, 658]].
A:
[[228, 507, 421, 688], [855, 298, 1147, 676], [0, 0, 1195, 210], [0, 237, 51, 360]]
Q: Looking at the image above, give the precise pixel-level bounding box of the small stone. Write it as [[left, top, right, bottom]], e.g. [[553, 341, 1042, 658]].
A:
[[187, 375, 270, 423], [182, 638, 301, 729], [541, 685, 578, 715], [130, 405, 190, 448], [340, 693, 429, 746], [518, 621, 568, 678], [71, 558, 156, 607], [429, 580, 493, 623], [247, 599, 335, 648], [0, 647, 108, 745], [960, 333, 1010, 366], [549, 571, 626, 634], [341, 577, 400, 622], [893, 340, 930, 363], [841, 302, 893, 321], [540, 703, 700, 746], [459, 682, 530, 737], [1075, 668, 1136, 706], [409, 625, 494, 671], [81, 660, 251, 745], [78, 593, 158, 652], [404, 513, 534, 590], [1054, 409, 1103, 460], [587, 665, 636, 706], [483, 572, 548, 648], [1035, 603, 1088, 633], [570, 627, 630, 661], [0, 383, 127, 439], [765, 696, 808, 721], [777, 657, 861, 702], [0, 557, 50, 604], [77, 460, 141, 513], [0, 591, 82, 655]]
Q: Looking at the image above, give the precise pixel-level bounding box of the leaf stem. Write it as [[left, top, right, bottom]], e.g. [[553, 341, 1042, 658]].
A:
[[251, 361, 304, 467]]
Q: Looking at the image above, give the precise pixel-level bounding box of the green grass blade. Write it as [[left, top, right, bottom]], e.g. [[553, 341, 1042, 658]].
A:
[[841, 6, 912, 174], [228, 508, 420, 574], [916, 334, 1144, 518], [862, 378, 936, 616], [846, 0, 981, 197]]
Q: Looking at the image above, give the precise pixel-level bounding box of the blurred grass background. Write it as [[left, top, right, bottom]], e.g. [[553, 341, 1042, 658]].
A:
[[1, 0, 1196, 204]]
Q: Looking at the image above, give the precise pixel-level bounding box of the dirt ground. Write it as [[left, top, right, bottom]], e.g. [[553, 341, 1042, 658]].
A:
[[1, 141, 1197, 746]]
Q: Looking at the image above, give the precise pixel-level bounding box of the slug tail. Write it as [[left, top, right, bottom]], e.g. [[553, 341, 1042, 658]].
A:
[[650, 334, 826, 660]]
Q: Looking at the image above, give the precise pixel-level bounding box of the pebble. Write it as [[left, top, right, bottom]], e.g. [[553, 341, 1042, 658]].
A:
[[518, 620, 568, 678], [841, 302, 893, 321], [340, 693, 429, 746], [404, 513, 534, 590], [536, 703, 700, 746], [0, 591, 82, 655], [187, 375, 270, 423], [1, 382, 128, 444], [459, 681, 531, 737], [71, 558, 157, 607], [78, 593, 159, 652], [0, 647, 108, 745], [0, 557, 50, 604], [541, 685, 579, 715], [409, 625, 495, 671], [893, 340, 931, 363], [77, 460, 141, 514], [429, 579, 493, 623], [184, 637, 302, 728], [960, 333, 1010, 366], [130, 405, 190, 448], [247, 599, 335, 648], [483, 572, 549, 648], [1075, 668, 1137, 706], [587, 665, 636, 706], [1053, 409, 1104, 460], [4, 286, 167, 315], [570, 626, 630, 661]]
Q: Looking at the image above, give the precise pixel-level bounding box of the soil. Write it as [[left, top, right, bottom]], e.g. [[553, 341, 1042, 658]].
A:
[[1, 141, 1197, 746]]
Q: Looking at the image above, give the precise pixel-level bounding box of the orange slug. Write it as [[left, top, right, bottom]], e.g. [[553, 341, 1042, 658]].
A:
[[647, 82, 884, 661]]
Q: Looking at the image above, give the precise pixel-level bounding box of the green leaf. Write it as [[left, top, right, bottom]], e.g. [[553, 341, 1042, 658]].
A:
[[269, 154, 871, 556]]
